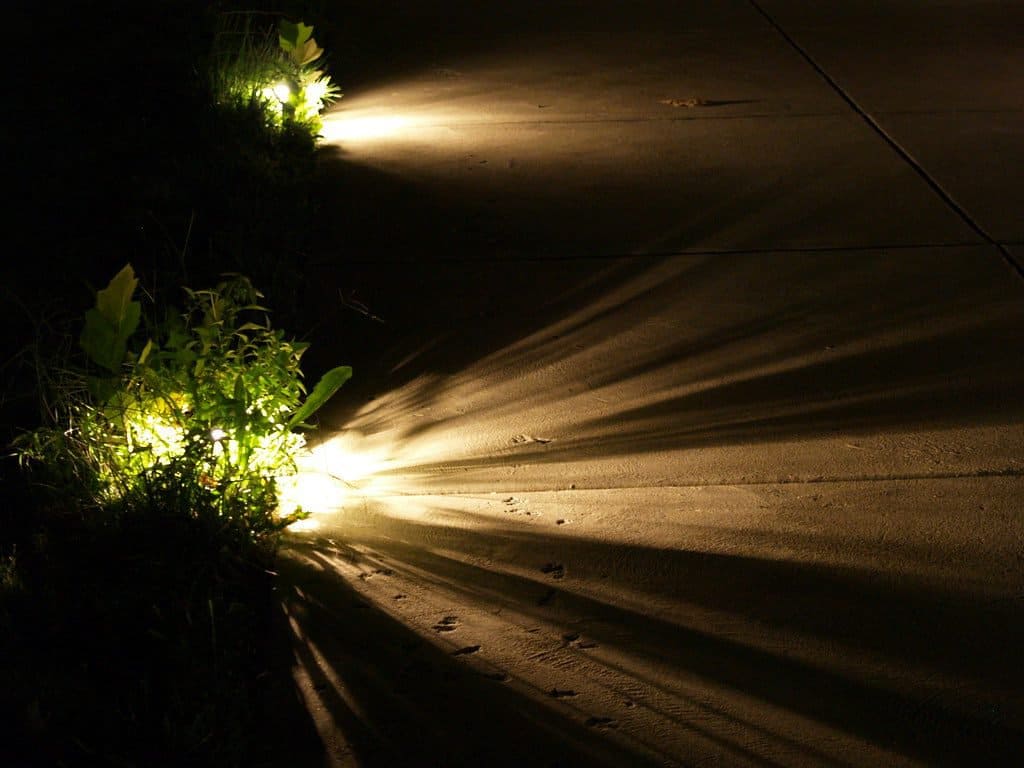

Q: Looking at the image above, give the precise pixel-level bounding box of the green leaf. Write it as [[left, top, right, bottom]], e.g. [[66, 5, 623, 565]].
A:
[[279, 19, 314, 50], [291, 38, 323, 66], [80, 265, 141, 371], [279, 19, 297, 50], [287, 366, 351, 428], [137, 338, 154, 366], [95, 264, 139, 328], [80, 309, 125, 373]]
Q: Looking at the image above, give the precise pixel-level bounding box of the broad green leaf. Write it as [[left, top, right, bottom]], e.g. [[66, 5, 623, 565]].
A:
[[137, 338, 154, 366], [287, 365, 351, 428], [81, 265, 140, 371], [95, 264, 139, 328], [295, 22, 314, 46], [279, 20, 314, 51], [120, 300, 140, 345], [291, 38, 323, 66], [80, 308, 125, 372], [279, 19, 297, 50]]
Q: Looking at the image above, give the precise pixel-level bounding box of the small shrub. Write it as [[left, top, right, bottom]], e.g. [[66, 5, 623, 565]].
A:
[[207, 12, 341, 138], [14, 265, 351, 540]]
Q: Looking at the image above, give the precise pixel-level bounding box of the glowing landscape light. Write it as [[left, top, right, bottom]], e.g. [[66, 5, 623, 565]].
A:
[[272, 431, 399, 531], [272, 82, 292, 103]]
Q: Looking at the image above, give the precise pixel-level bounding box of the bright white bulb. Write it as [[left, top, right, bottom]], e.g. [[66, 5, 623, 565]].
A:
[[272, 82, 291, 102], [210, 428, 228, 442]]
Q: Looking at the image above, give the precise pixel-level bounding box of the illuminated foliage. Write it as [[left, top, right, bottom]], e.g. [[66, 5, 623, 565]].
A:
[[15, 266, 351, 539], [209, 13, 341, 136]]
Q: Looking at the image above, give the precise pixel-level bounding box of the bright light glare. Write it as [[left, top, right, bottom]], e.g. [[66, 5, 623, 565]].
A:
[[306, 433, 394, 490], [275, 432, 396, 530], [210, 428, 228, 442], [304, 79, 328, 104], [285, 516, 322, 532], [320, 114, 414, 142], [273, 82, 291, 102], [277, 468, 347, 518]]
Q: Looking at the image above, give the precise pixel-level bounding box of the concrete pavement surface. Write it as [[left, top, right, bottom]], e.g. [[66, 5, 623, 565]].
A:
[[278, 3, 1024, 766]]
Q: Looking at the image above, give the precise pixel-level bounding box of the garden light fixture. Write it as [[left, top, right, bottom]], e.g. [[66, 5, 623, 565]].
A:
[[272, 82, 291, 103]]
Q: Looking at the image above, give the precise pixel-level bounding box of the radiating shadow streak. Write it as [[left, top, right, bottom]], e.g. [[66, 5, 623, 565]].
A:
[[282, 510, 1024, 766], [327, 255, 1024, 489], [277, 551, 669, 768]]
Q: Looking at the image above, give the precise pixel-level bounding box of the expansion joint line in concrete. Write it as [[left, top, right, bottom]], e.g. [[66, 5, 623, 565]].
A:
[[361, 467, 1024, 499], [745, 0, 1024, 284]]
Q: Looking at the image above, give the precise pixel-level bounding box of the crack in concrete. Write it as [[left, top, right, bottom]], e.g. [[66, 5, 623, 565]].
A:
[[745, 0, 1024, 283]]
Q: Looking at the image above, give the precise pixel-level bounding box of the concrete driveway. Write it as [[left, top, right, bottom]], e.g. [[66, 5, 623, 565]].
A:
[[279, 3, 1024, 765]]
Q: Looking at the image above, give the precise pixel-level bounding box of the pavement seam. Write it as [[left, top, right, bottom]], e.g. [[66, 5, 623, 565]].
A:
[[362, 468, 1024, 499], [407, 112, 847, 127], [745, 0, 1024, 283], [337, 241, 987, 266]]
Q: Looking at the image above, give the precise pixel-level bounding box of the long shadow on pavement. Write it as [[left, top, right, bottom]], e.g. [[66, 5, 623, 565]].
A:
[[283, 514, 1024, 766], [315, 249, 1024, 470], [277, 548, 668, 768]]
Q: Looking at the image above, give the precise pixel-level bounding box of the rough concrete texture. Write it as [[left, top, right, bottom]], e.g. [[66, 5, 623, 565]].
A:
[[280, 3, 1024, 766]]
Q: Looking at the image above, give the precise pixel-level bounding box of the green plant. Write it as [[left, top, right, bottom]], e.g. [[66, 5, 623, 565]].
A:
[[274, 19, 342, 128], [208, 12, 341, 136], [208, 11, 280, 108], [14, 265, 350, 539]]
